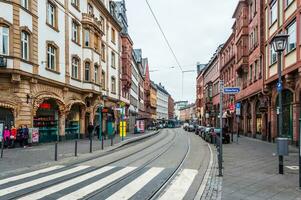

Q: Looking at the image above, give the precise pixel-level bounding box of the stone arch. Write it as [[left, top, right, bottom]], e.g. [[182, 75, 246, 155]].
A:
[[33, 93, 65, 116], [66, 100, 86, 113], [271, 86, 295, 107]]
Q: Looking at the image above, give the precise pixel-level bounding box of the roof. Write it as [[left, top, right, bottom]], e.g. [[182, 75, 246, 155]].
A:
[[156, 83, 170, 96]]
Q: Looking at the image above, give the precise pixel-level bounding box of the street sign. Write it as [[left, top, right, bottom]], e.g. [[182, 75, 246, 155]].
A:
[[223, 87, 240, 94], [277, 82, 282, 92], [236, 103, 241, 116]]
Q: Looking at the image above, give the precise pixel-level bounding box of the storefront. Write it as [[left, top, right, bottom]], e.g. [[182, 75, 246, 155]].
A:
[[255, 101, 262, 137], [0, 107, 14, 128], [65, 104, 80, 140], [33, 99, 59, 143]]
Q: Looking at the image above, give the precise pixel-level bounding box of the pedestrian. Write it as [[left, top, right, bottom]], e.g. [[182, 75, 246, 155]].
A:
[[3, 126, 10, 148], [10, 126, 17, 148], [16, 126, 23, 147], [87, 122, 94, 140], [22, 125, 29, 148]]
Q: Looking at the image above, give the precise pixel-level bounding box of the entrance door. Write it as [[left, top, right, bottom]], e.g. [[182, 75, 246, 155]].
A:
[[276, 90, 293, 139], [0, 108, 14, 128]]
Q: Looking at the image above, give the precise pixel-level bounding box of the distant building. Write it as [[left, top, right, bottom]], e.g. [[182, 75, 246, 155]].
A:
[[150, 82, 157, 120], [179, 104, 196, 122], [174, 101, 188, 120], [156, 83, 169, 120], [168, 96, 175, 119]]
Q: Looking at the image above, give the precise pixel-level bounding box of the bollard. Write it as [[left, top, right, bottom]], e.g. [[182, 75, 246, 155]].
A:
[[89, 138, 92, 153], [101, 136, 104, 150], [231, 132, 234, 142], [54, 142, 58, 161], [111, 136, 113, 146], [75, 140, 78, 157], [1, 138, 4, 158]]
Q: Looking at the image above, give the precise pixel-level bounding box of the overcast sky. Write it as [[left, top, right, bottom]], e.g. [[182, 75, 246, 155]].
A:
[[126, 0, 238, 103]]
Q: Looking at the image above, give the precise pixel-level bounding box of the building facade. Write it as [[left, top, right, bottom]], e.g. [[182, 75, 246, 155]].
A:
[[179, 104, 196, 122], [156, 83, 169, 120], [168, 95, 174, 119], [174, 101, 188, 120], [0, 0, 123, 142], [196, 65, 206, 125], [150, 81, 157, 121]]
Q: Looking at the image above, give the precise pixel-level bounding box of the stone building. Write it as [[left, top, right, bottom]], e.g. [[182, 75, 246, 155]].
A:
[[0, 0, 122, 141], [150, 81, 157, 121], [168, 95, 174, 120], [156, 83, 169, 120]]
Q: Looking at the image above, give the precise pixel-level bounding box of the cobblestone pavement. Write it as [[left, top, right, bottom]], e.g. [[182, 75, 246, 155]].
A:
[[0, 132, 153, 174], [222, 136, 301, 200]]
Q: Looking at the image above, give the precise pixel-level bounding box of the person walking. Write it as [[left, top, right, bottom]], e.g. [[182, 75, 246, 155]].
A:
[[3, 126, 10, 148], [10, 126, 17, 148], [87, 122, 94, 140]]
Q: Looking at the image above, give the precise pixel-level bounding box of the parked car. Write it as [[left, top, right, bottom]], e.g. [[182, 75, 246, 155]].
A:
[[187, 124, 195, 132], [196, 126, 205, 137], [204, 127, 213, 141], [183, 123, 189, 131], [217, 128, 231, 144]]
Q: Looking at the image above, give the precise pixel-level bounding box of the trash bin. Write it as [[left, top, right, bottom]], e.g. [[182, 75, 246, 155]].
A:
[[276, 137, 289, 156]]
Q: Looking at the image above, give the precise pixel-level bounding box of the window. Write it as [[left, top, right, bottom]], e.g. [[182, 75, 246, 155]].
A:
[[71, 57, 79, 79], [101, 44, 106, 61], [47, 44, 57, 71], [270, 1, 278, 25], [249, 65, 253, 82], [286, 0, 294, 7], [21, 0, 29, 9], [87, 3, 93, 15], [94, 33, 99, 51], [85, 62, 90, 81], [72, 21, 79, 43], [94, 64, 99, 83], [270, 45, 277, 65], [111, 28, 116, 43], [0, 26, 9, 55], [102, 70, 105, 89], [286, 20, 296, 52], [111, 76, 116, 93], [47, 2, 56, 27], [111, 52, 115, 68], [21, 31, 29, 60], [71, 0, 79, 8], [254, 60, 258, 80], [84, 29, 90, 47]]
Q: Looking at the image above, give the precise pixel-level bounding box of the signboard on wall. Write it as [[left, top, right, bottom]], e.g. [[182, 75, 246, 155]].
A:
[[32, 128, 39, 143]]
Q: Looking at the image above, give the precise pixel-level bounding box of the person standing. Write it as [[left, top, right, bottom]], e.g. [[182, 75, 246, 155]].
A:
[[3, 126, 10, 148], [22, 125, 29, 148], [87, 122, 94, 140], [17, 126, 23, 147], [10, 126, 17, 148]]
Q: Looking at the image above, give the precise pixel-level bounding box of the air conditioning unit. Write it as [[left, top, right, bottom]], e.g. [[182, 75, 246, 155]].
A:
[[0, 56, 7, 67]]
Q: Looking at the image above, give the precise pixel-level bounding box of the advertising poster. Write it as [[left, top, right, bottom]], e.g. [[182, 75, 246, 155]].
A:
[[31, 128, 39, 143], [136, 120, 145, 133]]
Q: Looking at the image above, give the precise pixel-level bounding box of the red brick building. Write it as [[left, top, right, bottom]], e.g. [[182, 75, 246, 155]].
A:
[[196, 64, 206, 125], [168, 96, 175, 119]]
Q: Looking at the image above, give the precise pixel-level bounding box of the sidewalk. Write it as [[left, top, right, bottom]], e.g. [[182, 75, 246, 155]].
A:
[[0, 131, 154, 174], [222, 136, 301, 200]]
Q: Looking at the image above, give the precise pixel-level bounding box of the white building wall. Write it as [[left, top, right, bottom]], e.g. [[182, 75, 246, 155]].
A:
[[156, 89, 169, 120], [0, 3, 13, 24]]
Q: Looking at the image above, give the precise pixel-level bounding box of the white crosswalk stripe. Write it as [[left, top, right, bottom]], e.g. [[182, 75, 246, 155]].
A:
[[57, 166, 137, 200], [106, 167, 164, 200], [17, 166, 115, 200], [0, 165, 199, 200], [0, 165, 90, 197], [0, 165, 64, 186], [158, 169, 198, 200]]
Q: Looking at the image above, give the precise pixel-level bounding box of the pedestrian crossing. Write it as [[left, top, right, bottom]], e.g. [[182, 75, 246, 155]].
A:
[[0, 165, 199, 200]]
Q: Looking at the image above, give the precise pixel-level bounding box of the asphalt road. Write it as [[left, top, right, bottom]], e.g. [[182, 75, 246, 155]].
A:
[[0, 128, 211, 200]]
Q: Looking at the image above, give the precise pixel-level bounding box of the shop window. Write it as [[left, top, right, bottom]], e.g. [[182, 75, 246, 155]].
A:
[[94, 64, 99, 83], [111, 76, 116, 94], [270, 1, 277, 26], [47, 43, 58, 71], [102, 70, 106, 90], [72, 20, 80, 44], [21, 31, 29, 60], [84, 29, 90, 47], [47, 1, 57, 29], [71, 57, 79, 79], [84, 62, 90, 81], [111, 52, 116, 68], [0, 26, 9, 55], [286, 20, 296, 53]]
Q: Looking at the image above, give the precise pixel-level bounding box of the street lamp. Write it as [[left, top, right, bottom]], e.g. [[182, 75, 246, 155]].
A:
[[271, 33, 289, 175]]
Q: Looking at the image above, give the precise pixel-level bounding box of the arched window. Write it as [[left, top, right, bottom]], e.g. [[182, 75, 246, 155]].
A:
[[111, 76, 116, 94], [71, 57, 79, 79], [21, 31, 29, 60], [0, 26, 9, 55], [84, 62, 90, 81]]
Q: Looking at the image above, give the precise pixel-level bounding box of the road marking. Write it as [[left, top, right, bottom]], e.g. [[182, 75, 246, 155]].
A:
[[286, 166, 299, 170], [58, 166, 137, 200], [159, 169, 198, 200], [17, 166, 115, 200], [106, 167, 164, 200], [0, 166, 89, 197], [0, 165, 64, 186], [194, 144, 213, 200]]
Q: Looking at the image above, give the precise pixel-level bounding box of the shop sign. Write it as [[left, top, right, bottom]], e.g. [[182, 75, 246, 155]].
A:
[[0, 123, 3, 141], [102, 108, 109, 113], [39, 103, 51, 109], [32, 128, 39, 143], [229, 104, 235, 111]]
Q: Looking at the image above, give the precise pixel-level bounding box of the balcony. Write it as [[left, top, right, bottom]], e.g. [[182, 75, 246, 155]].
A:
[[82, 13, 104, 35], [236, 56, 248, 72]]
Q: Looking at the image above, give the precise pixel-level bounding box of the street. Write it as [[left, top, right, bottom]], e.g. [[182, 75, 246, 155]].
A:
[[0, 129, 211, 200]]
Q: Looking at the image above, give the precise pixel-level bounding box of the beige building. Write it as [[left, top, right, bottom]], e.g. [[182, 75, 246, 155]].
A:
[[0, 0, 122, 142]]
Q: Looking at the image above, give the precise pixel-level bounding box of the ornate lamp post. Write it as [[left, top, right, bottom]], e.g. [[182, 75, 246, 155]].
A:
[[271, 33, 289, 175]]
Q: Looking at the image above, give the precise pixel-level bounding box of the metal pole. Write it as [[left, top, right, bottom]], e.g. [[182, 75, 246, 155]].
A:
[[54, 142, 58, 161], [75, 140, 78, 157], [111, 135, 113, 146], [101, 135, 104, 150], [299, 119, 301, 189], [182, 72, 184, 98], [277, 52, 284, 175], [89, 137, 92, 153], [99, 106, 102, 142], [219, 80, 224, 176], [1, 138, 4, 158]]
